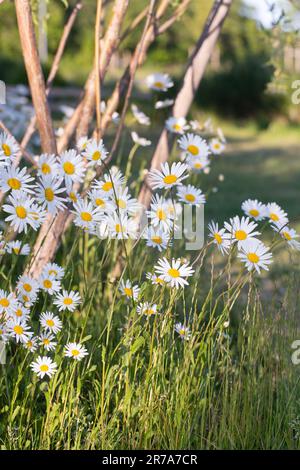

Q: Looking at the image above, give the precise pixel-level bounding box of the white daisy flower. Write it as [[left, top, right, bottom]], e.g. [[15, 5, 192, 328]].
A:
[[6, 240, 30, 256], [3, 191, 46, 233], [131, 131, 151, 147], [146, 227, 170, 251], [82, 138, 108, 166], [146, 73, 174, 92], [208, 221, 231, 255], [39, 331, 57, 351], [146, 194, 176, 232], [23, 337, 38, 352], [11, 302, 30, 321], [42, 263, 65, 281], [272, 224, 300, 250], [73, 199, 103, 231], [36, 175, 67, 215], [30, 356, 57, 379], [105, 212, 137, 239], [266, 203, 289, 225], [238, 239, 273, 274], [37, 153, 59, 178], [146, 272, 165, 286], [7, 317, 33, 343], [58, 149, 86, 191], [131, 104, 150, 126], [53, 290, 81, 312], [40, 311, 63, 334], [137, 302, 160, 317], [67, 190, 82, 205], [88, 189, 114, 213], [165, 117, 189, 134], [224, 216, 260, 248], [210, 138, 225, 155], [149, 162, 188, 190], [110, 187, 139, 215], [177, 184, 206, 206], [0, 132, 19, 164], [0, 289, 18, 315], [155, 99, 174, 109], [64, 342, 88, 361], [0, 166, 35, 194], [16, 275, 40, 305], [175, 322, 191, 340], [93, 167, 125, 194], [119, 280, 140, 301], [0, 323, 9, 343], [39, 273, 61, 296], [178, 133, 210, 159], [242, 199, 267, 221], [77, 136, 90, 152], [154, 257, 194, 289], [186, 155, 210, 173]]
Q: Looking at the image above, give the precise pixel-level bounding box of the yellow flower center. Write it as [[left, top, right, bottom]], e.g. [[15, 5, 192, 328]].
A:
[[155, 277, 164, 284], [247, 253, 259, 264], [283, 231, 292, 241], [40, 364, 49, 372], [2, 143, 11, 156], [179, 329, 185, 336], [185, 194, 195, 203], [43, 279, 52, 289], [214, 233, 222, 244], [63, 161, 75, 175], [152, 236, 162, 245], [27, 341, 33, 348], [8, 178, 21, 190], [168, 268, 180, 278], [187, 144, 199, 156], [43, 339, 50, 345], [214, 143, 220, 149], [81, 212, 92, 222], [23, 283, 32, 292], [16, 206, 27, 219], [0, 298, 9, 307], [154, 81, 164, 88], [117, 199, 126, 209], [124, 287, 133, 297], [46, 319, 55, 327], [13, 247, 20, 254], [194, 162, 202, 169], [69, 192, 77, 202], [49, 270, 57, 276], [270, 213, 279, 222], [95, 198, 104, 207], [92, 150, 101, 161], [115, 223, 122, 233], [63, 297, 73, 305], [102, 181, 113, 192], [145, 308, 155, 316], [45, 188, 54, 202], [163, 174, 178, 185], [14, 325, 23, 335], [157, 209, 166, 221], [71, 349, 79, 356], [235, 230, 247, 241], [249, 209, 259, 217], [173, 124, 181, 132], [41, 163, 51, 174], [15, 309, 23, 317]]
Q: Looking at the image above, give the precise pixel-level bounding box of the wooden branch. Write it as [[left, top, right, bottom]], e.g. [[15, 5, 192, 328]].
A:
[[138, 0, 232, 211], [15, 0, 56, 154], [95, 0, 103, 138]]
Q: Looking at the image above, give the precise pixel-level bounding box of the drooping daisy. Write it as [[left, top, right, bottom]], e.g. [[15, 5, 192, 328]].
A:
[[242, 199, 267, 221], [36, 175, 67, 215], [105, 212, 137, 239], [73, 199, 103, 231], [40, 311, 63, 334], [186, 155, 210, 173], [53, 290, 81, 312], [178, 134, 210, 159], [154, 257, 194, 289], [272, 224, 300, 250], [155, 99, 174, 109], [3, 191, 46, 233], [93, 167, 125, 194], [131, 104, 150, 126], [39, 273, 61, 296], [37, 153, 59, 178], [82, 138, 108, 166], [149, 162, 188, 190], [0, 289, 18, 315], [146, 194, 176, 232], [67, 190, 81, 205], [131, 131, 151, 147], [177, 184, 206, 206], [0, 132, 19, 164], [165, 117, 189, 134], [110, 187, 139, 215], [175, 322, 191, 340], [6, 240, 30, 256], [238, 239, 273, 274], [266, 203, 288, 226], [23, 336, 38, 352], [146, 272, 165, 286], [137, 302, 160, 317], [77, 136, 90, 152], [0, 166, 35, 194], [208, 221, 231, 255], [58, 149, 86, 191], [146, 227, 170, 252], [119, 280, 140, 301], [209, 138, 225, 155], [88, 189, 114, 213], [30, 356, 57, 379], [7, 317, 32, 343], [39, 331, 57, 351], [0, 323, 9, 343], [42, 262, 65, 280], [224, 216, 260, 248], [146, 73, 174, 92], [64, 342, 88, 361]]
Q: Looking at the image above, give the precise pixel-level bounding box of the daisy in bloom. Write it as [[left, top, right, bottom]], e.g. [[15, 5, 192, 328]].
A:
[[0, 323, 9, 343], [39, 273, 61, 296], [110, 187, 139, 215], [186, 155, 210, 173], [146, 272, 165, 286], [131, 104, 150, 126], [17, 275, 40, 305], [77, 136, 90, 152], [272, 224, 300, 250], [147, 194, 176, 232], [0, 289, 18, 315], [36, 153, 59, 177], [0, 166, 35, 194], [36, 176, 67, 215], [93, 167, 125, 194], [154, 258, 194, 289], [3, 191, 46, 233], [82, 138, 108, 166], [7, 317, 32, 343], [42, 262, 65, 280], [131, 131, 151, 147], [23, 337, 38, 352], [88, 189, 114, 213], [224, 216, 260, 248], [54, 290, 81, 312], [73, 199, 103, 231], [209, 138, 225, 155], [67, 190, 81, 205], [39, 332, 57, 351], [155, 99, 174, 109], [146, 73, 174, 92], [177, 184, 206, 206], [178, 134, 210, 159], [64, 342, 88, 361], [146, 227, 170, 252], [165, 117, 189, 134], [149, 162, 188, 190], [30, 356, 57, 379], [119, 280, 140, 301], [106, 212, 137, 239], [58, 149, 86, 191], [208, 221, 231, 255], [40, 311, 62, 334], [242, 199, 267, 221], [238, 239, 273, 274], [0, 132, 19, 164], [175, 322, 191, 340], [6, 240, 30, 256], [137, 302, 160, 317], [12, 303, 30, 322], [266, 203, 289, 225]]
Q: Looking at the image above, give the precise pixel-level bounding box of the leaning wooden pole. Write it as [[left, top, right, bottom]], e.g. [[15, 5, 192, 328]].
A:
[[138, 0, 232, 210]]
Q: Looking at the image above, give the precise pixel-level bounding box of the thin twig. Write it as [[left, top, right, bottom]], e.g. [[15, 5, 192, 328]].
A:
[[95, 0, 103, 139]]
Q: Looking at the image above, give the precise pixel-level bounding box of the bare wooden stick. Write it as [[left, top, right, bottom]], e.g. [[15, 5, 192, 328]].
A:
[[95, 0, 103, 139], [15, 0, 56, 154], [138, 0, 232, 211]]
